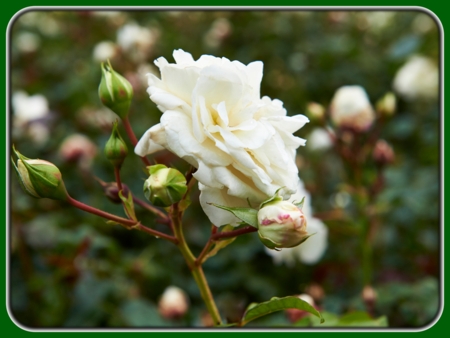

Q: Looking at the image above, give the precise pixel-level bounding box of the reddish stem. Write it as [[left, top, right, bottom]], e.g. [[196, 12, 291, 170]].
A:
[[114, 166, 123, 191], [196, 226, 218, 265], [211, 226, 257, 241], [67, 196, 177, 243], [122, 116, 151, 166]]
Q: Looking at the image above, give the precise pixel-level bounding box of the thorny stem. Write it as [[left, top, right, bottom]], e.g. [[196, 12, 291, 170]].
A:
[[67, 196, 177, 244], [211, 226, 258, 241], [122, 116, 151, 166], [170, 204, 222, 326]]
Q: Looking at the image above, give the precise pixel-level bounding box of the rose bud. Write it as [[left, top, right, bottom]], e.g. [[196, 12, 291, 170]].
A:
[[98, 60, 133, 120], [158, 286, 189, 320], [143, 164, 187, 207], [329, 85, 375, 132], [376, 92, 396, 117], [104, 121, 128, 168], [257, 200, 309, 250], [362, 285, 377, 304], [373, 139, 395, 166], [12, 147, 68, 201], [306, 102, 325, 122], [96, 179, 130, 204]]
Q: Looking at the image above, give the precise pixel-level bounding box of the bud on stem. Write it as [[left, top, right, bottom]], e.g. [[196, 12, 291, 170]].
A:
[[98, 60, 133, 119], [104, 121, 128, 168], [12, 147, 68, 201]]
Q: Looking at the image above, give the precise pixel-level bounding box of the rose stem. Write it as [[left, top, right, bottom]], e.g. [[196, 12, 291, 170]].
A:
[[211, 226, 257, 241], [67, 196, 177, 244], [122, 116, 151, 166], [114, 166, 123, 191], [195, 226, 218, 266], [132, 196, 170, 224], [170, 204, 222, 326]]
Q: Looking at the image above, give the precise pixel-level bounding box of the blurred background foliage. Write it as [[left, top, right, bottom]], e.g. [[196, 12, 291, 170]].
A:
[[9, 9, 440, 328]]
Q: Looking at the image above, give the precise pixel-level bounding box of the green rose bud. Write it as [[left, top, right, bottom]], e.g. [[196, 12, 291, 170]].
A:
[[12, 148, 68, 201], [143, 164, 187, 207], [257, 200, 309, 250], [104, 121, 128, 168], [376, 92, 396, 117], [98, 60, 133, 119]]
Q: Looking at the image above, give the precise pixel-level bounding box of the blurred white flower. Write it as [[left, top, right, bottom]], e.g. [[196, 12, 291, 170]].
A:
[[58, 134, 97, 170], [158, 286, 189, 320], [307, 128, 333, 151], [117, 23, 157, 62], [12, 91, 50, 145], [76, 106, 117, 131], [393, 55, 439, 101], [330, 85, 375, 131], [12, 91, 49, 123], [92, 41, 118, 62], [15, 32, 40, 53], [265, 180, 328, 266], [203, 18, 232, 49]]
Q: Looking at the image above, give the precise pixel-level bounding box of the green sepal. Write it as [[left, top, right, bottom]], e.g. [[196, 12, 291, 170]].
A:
[[240, 296, 324, 327], [11, 157, 39, 198], [119, 190, 137, 221], [208, 204, 259, 228], [259, 187, 285, 209], [147, 164, 168, 175], [104, 120, 128, 167], [292, 196, 305, 209]]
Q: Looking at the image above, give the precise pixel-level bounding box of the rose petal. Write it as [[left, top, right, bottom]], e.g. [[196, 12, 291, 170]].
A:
[[134, 124, 167, 156]]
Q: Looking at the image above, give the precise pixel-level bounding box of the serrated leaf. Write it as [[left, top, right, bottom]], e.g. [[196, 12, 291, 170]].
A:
[[202, 225, 236, 263], [208, 204, 258, 228], [241, 296, 323, 326], [119, 190, 137, 221]]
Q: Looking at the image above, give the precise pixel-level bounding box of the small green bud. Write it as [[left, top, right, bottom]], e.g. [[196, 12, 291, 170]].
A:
[[98, 60, 133, 119], [143, 164, 187, 207], [12, 147, 68, 201], [306, 102, 325, 122], [376, 92, 396, 117], [257, 200, 309, 250], [104, 121, 128, 167]]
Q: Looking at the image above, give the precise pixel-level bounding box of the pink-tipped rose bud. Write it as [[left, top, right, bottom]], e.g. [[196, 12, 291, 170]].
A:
[[373, 139, 395, 165], [158, 286, 189, 320], [257, 200, 308, 250]]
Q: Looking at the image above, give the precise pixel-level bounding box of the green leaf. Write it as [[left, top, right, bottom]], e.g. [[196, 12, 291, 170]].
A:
[[208, 203, 259, 228], [241, 296, 323, 326], [202, 225, 236, 263], [336, 312, 388, 327], [119, 190, 137, 221]]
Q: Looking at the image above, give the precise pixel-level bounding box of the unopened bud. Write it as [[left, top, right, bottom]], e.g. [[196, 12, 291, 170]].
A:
[[376, 92, 396, 117], [98, 60, 133, 119], [362, 285, 377, 304], [330, 85, 375, 132], [104, 121, 128, 167], [257, 200, 309, 250], [158, 286, 189, 320], [306, 102, 325, 121], [12, 147, 68, 201], [373, 139, 395, 165], [97, 179, 130, 204], [143, 164, 187, 207]]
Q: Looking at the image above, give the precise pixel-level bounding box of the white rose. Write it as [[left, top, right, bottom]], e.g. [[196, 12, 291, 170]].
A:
[[265, 180, 328, 265], [329, 85, 375, 131], [393, 55, 439, 101], [135, 49, 309, 226]]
